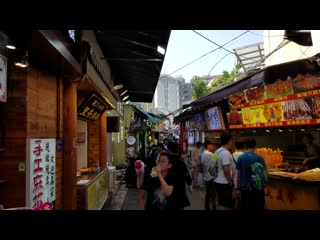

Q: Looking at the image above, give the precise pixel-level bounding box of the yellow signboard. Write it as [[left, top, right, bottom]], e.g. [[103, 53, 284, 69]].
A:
[[242, 102, 284, 124], [87, 170, 109, 210]]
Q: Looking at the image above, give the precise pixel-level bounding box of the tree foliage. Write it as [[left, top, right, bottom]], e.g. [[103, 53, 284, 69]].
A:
[[208, 64, 242, 93], [191, 76, 208, 100]]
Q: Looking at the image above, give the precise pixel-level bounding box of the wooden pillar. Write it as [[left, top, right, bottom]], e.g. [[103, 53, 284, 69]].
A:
[[100, 111, 107, 169], [63, 82, 77, 210]]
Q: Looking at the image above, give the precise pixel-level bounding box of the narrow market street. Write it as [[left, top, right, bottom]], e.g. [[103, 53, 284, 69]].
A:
[[104, 180, 206, 210]]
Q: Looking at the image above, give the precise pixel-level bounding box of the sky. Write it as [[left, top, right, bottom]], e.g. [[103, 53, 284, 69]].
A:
[[160, 30, 264, 82]]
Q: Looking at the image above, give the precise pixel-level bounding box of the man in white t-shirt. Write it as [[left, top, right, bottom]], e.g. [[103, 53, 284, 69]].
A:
[[201, 140, 218, 210], [214, 132, 234, 210]]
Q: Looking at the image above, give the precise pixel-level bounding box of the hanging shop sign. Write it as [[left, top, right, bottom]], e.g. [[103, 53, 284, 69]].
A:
[[227, 73, 320, 129], [204, 106, 225, 132], [229, 74, 320, 110], [228, 95, 320, 129], [26, 138, 56, 210], [78, 92, 110, 123], [0, 53, 7, 102]]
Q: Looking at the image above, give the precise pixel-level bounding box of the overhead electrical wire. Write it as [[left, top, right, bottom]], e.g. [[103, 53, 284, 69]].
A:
[[159, 30, 250, 80], [210, 39, 290, 92], [192, 30, 235, 54], [208, 52, 233, 76], [193, 30, 264, 64]]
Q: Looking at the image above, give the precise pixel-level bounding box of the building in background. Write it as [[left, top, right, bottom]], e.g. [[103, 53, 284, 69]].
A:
[[153, 74, 184, 113], [183, 82, 192, 105]]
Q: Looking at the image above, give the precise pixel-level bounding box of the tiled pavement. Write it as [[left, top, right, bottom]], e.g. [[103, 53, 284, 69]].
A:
[[104, 178, 207, 210], [122, 186, 206, 210]]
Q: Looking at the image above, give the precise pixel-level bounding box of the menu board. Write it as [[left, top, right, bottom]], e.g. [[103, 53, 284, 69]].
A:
[[204, 106, 225, 131], [242, 102, 284, 124], [229, 95, 320, 129], [229, 73, 320, 111]]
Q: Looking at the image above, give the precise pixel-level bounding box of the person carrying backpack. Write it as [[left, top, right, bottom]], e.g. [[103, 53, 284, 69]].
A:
[[236, 138, 268, 210], [201, 140, 219, 210]]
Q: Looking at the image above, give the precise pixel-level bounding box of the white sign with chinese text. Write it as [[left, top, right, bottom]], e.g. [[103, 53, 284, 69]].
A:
[[205, 106, 225, 131], [188, 131, 194, 145], [26, 139, 56, 210], [0, 53, 7, 102]]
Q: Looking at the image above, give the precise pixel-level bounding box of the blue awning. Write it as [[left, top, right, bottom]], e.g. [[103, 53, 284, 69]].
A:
[[135, 108, 160, 125]]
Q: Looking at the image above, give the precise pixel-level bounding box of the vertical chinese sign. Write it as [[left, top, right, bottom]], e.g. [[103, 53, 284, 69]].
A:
[[26, 139, 56, 210], [0, 53, 7, 102], [204, 106, 225, 132]]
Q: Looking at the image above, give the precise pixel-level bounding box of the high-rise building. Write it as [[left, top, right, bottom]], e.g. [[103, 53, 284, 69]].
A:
[[153, 74, 184, 113], [183, 82, 192, 105]]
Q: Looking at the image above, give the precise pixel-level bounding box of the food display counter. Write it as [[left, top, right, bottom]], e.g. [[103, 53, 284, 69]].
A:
[[265, 169, 320, 210], [76, 167, 109, 210]]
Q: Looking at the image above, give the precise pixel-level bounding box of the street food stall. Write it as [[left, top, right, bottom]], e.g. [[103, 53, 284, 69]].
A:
[[225, 57, 320, 210], [173, 54, 320, 210]]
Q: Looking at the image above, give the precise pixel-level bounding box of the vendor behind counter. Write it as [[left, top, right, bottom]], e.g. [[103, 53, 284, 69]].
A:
[[302, 133, 320, 170]]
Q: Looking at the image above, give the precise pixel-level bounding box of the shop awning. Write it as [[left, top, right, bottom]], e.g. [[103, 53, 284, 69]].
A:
[[95, 30, 171, 102], [191, 53, 320, 110], [135, 107, 160, 125]]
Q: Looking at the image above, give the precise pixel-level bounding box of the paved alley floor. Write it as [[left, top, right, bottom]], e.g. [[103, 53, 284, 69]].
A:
[[122, 186, 206, 210]]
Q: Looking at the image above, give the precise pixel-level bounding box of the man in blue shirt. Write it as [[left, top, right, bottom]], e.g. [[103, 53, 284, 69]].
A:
[[236, 138, 267, 210]]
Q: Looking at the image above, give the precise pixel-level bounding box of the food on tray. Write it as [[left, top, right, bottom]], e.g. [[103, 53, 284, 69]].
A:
[[312, 96, 320, 117], [283, 99, 312, 120], [268, 171, 298, 178], [296, 168, 320, 181], [292, 74, 320, 91], [228, 92, 246, 105], [245, 85, 265, 102], [227, 110, 243, 125], [266, 79, 294, 98]]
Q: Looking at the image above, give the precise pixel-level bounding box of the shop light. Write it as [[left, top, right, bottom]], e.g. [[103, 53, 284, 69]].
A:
[[122, 95, 129, 101], [6, 44, 16, 50], [120, 89, 128, 96], [157, 45, 165, 55], [288, 129, 293, 132], [252, 130, 256, 133], [113, 84, 123, 91], [317, 128, 320, 131], [300, 128, 305, 131], [278, 129, 283, 133], [124, 100, 130, 105], [14, 51, 28, 68], [265, 129, 270, 133]]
